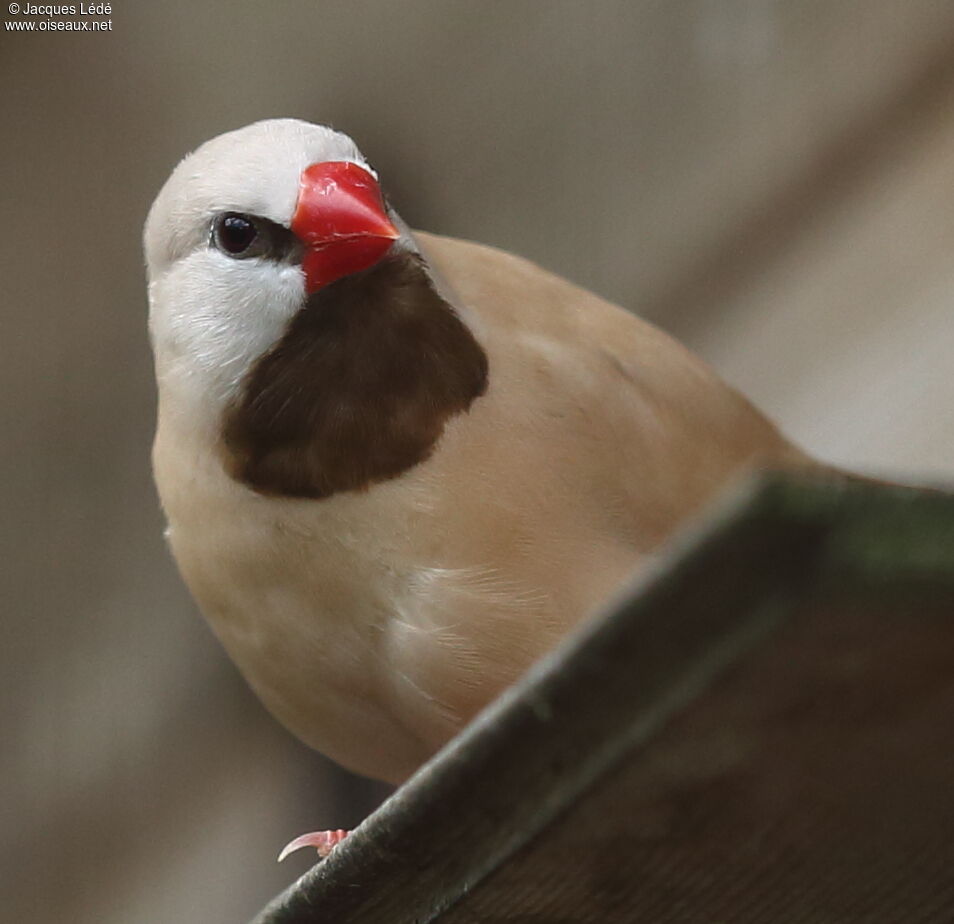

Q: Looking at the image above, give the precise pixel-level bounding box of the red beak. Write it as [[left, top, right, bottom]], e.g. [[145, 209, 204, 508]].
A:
[[290, 161, 400, 294]]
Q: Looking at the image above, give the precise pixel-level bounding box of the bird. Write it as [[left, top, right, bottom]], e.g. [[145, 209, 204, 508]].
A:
[[144, 118, 813, 853]]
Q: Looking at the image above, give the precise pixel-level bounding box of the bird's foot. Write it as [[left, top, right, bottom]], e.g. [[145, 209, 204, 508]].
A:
[[277, 829, 351, 862]]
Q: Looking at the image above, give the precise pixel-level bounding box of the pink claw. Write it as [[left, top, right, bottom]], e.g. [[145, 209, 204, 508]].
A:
[[277, 829, 351, 862]]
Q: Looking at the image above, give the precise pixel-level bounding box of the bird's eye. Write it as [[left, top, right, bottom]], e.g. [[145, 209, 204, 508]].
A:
[[213, 213, 259, 257]]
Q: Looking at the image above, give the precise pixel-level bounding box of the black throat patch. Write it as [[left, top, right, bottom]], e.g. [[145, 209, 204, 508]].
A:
[[221, 250, 489, 499]]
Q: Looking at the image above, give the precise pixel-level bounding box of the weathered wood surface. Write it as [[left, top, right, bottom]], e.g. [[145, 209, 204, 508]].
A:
[[252, 473, 954, 923]]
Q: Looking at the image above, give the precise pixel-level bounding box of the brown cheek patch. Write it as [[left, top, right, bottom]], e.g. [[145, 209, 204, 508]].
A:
[[221, 252, 489, 499]]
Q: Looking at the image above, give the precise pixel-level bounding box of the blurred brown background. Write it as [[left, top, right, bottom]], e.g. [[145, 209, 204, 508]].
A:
[[3, 2, 954, 921]]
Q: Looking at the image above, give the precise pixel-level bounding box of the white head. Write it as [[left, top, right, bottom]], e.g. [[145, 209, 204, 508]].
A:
[[146, 119, 488, 501], [144, 119, 402, 413]]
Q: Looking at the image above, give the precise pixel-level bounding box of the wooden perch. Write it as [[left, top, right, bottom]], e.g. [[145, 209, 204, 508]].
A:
[[251, 471, 954, 923]]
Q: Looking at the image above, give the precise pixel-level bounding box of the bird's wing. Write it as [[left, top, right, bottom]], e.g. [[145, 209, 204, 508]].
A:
[[415, 230, 812, 556]]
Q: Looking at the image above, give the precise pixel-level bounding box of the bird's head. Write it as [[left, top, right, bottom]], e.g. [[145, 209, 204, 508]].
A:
[[145, 119, 487, 499], [145, 118, 404, 400]]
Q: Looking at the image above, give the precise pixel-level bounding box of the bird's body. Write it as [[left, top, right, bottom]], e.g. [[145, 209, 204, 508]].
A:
[[147, 120, 809, 784]]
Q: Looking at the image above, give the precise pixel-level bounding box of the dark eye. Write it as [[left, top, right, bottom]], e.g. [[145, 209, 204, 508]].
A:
[[213, 213, 259, 257]]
